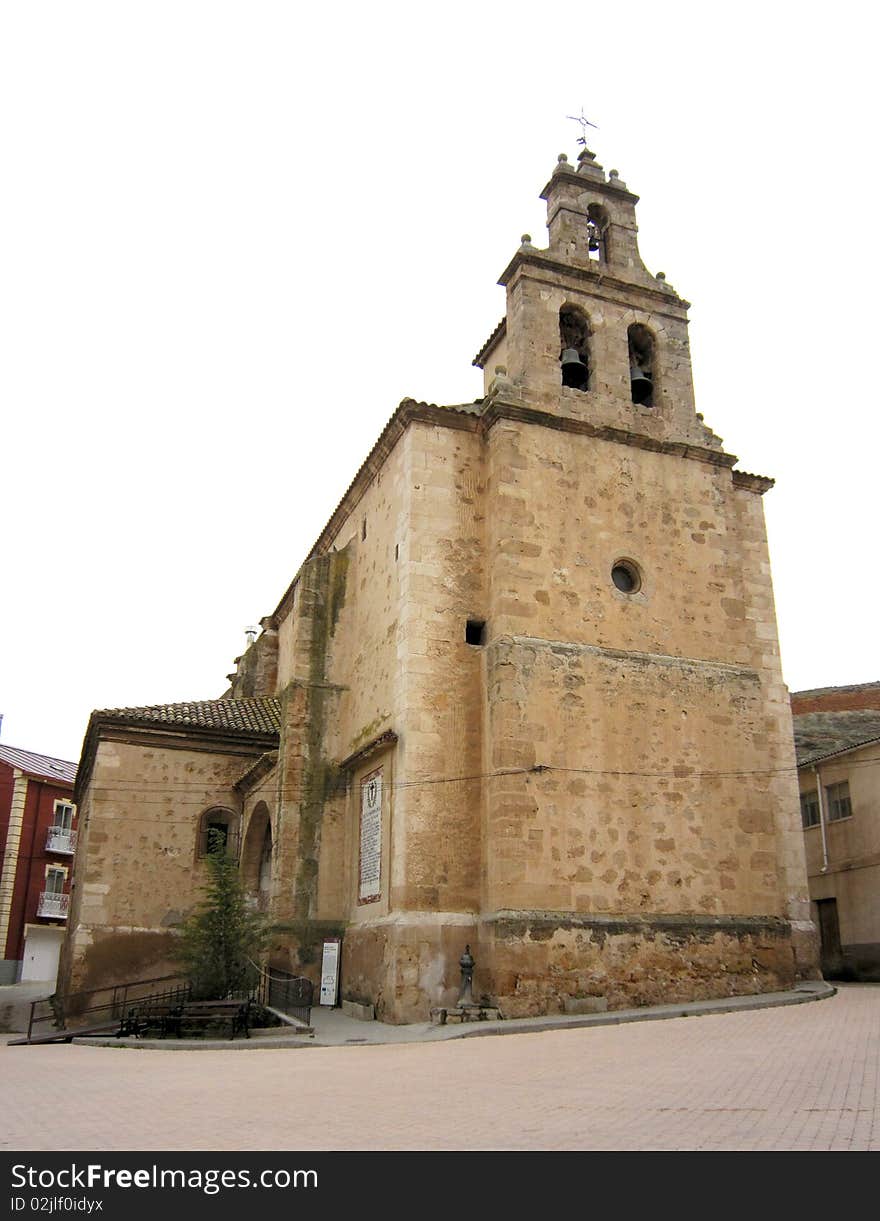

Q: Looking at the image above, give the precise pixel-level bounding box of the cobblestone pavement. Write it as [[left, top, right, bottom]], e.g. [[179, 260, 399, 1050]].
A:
[[2, 984, 877, 1151]]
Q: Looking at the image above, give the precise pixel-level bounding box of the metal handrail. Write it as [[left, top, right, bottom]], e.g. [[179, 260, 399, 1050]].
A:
[[26, 973, 188, 1041]]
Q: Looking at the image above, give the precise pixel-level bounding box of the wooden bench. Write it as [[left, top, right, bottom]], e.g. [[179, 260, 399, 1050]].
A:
[[164, 999, 253, 1040], [120, 998, 253, 1040], [116, 1002, 181, 1039]]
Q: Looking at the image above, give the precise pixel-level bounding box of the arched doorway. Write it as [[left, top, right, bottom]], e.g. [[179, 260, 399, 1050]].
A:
[[240, 802, 272, 910]]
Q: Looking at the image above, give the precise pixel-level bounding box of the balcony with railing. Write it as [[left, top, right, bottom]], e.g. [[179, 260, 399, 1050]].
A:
[[37, 891, 70, 919], [46, 826, 77, 855]]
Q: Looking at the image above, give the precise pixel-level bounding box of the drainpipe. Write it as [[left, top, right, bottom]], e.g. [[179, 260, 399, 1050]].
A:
[[813, 765, 829, 874]]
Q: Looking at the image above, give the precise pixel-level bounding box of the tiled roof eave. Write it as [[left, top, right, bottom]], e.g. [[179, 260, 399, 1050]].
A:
[[74, 698, 281, 805], [94, 713, 279, 742], [796, 733, 880, 769], [93, 698, 281, 736], [234, 750, 280, 794], [472, 316, 507, 368]]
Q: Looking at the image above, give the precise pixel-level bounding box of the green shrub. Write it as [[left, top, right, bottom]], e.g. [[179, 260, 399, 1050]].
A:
[[174, 830, 269, 1000]]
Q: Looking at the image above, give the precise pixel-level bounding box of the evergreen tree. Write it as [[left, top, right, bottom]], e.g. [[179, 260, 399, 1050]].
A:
[[174, 830, 268, 999]]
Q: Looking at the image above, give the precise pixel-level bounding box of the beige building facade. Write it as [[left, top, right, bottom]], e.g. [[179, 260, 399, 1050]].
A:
[[62, 145, 819, 1019], [793, 684, 880, 980]]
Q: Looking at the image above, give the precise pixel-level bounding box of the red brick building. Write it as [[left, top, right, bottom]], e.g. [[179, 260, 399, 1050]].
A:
[[0, 745, 78, 984], [791, 682, 880, 716]]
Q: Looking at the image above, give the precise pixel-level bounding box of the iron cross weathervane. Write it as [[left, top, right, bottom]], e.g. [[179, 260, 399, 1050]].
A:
[[566, 109, 598, 146]]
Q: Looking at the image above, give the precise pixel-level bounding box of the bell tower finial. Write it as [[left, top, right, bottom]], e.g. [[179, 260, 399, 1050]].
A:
[[566, 108, 599, 154]]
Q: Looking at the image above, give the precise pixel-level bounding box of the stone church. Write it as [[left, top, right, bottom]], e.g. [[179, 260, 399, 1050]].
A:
[[61, 144, 819, 1021]]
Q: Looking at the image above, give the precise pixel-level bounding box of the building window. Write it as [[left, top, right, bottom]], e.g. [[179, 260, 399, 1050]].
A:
[[52, 801, 75, 831], [47, 800, 77, 854], [800, 790, 820, 829], [611, 559, 642, 594], [825, 781, 852, 822], [259, 823, 272, 886], [38, 866, 69, 918], [197, 809, 240, 858], [45, 866, 66, 895]]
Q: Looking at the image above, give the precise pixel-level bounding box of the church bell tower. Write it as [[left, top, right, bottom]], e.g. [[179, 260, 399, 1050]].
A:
[[467, 144, 818, 1013], [475, 144, 724, 452]]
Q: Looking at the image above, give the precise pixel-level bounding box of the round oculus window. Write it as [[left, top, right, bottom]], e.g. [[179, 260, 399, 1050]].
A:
[[611, 561, 641, 594]]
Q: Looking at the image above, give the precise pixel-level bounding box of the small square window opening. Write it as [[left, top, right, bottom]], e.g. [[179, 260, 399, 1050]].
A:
[[465, 619, 486, 646]]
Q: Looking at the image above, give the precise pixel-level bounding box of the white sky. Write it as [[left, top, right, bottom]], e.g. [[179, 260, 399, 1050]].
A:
[[1, 1, 877, 764]]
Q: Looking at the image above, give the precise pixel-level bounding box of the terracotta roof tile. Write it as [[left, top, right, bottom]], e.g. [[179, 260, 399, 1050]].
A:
[[472, 317, 507, 368], [95, 698, 280, 736], [793, 710, 880, 767]]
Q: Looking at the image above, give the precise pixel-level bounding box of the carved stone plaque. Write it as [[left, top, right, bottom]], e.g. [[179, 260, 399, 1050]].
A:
[[358, 769, 382, 903]]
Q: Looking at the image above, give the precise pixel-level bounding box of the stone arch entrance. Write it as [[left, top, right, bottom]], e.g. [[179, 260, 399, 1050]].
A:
[[241, 802, 272, 910]]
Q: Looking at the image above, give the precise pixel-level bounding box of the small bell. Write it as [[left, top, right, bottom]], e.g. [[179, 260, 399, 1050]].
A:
[[561, 348, 589, 390], [630, 365, 653, 405]]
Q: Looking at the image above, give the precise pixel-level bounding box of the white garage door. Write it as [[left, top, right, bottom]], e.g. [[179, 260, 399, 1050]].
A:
[[21, 927, 64, 983]]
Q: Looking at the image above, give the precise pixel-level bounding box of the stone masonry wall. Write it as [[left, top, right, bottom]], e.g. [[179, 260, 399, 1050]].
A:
[[268, 418, 488, 1015], [262, 395, 816, 1019], [474, 406, 813, 1012], [339, 418, 486, 1018], [60, 734, 267, 995]]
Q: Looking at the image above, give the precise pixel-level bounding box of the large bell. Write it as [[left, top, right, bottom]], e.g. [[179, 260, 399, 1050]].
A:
[[629, 365, 653, 405], [561, 348, 589, 389]]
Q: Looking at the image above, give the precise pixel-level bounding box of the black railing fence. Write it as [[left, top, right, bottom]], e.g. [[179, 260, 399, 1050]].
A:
[[249, 962, 313, 1025], [23, 964, 314, 1044]]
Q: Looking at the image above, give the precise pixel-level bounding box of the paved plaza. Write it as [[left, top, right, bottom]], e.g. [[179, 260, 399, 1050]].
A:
[[2, 984, 877, 1151]]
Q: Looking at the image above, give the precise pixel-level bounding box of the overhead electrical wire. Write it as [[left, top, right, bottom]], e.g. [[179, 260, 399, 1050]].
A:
[[75, 756, 880, 824]]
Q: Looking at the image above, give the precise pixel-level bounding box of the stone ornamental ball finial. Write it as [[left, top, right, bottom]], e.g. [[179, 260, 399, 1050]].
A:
[[656, 271, 666, 281], [558, 153, 568, 163], [609, 169, 619, 179], [520, 234, 532, 245]]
